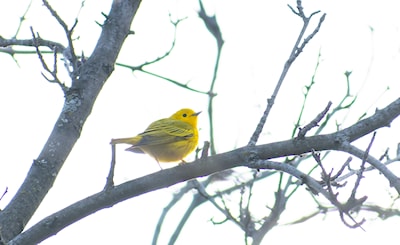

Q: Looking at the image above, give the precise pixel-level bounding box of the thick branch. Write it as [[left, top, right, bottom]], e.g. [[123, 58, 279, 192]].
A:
[[9, 98, 400, 244], [0, 0, 142, 243]]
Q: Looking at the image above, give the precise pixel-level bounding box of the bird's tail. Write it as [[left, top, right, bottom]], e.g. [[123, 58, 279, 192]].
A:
[[110, 137, 138, 145], [111, 137, 144, 154]]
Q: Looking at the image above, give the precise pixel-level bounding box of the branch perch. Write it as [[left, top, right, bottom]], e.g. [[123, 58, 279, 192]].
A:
[[9, 98, 400, 244]]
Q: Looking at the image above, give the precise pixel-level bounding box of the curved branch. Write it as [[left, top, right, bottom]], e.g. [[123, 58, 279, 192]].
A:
[[339, 143, 400, 193], [9, 98, 400, 244]]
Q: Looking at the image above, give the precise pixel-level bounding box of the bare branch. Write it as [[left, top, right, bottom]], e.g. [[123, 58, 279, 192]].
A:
[[250, 160, 329, 201], [0, 1, 142, 242], [240, 171, 257, 239], [361, 204, 400, 219], [0, 187, 8, 202], [398, 143, 400, 157], [335, 155, 400, 183], [283, 208, 328, 225], [350, 132, 376, 200], [152, 181, 196, 245], [166, 186, 207, 244], [312, 73, 357, 136], [251, 189, 287, 245], [104, 144, 116, 190], [127, 68, 209, 94], [194, 180, 243, 227], [42, 0, 78, 74], [200, 141, 210, 159], [0, 36, 65, 54], [294, 14, 326, 59], [115, 16, 210, 95], [330, 156, 352, 181], [312, 149, 367, 229], [338, 209, 366, 230], [248, 1, 326, 146], [7, 97, 400, 244], [195, 0, 225, 156], [198, 0, 224, 49], [121, 15, 186, 70], [339, 142, 400, 194], [7, 94, 400, 244], [312, 150, 333, 189], [30, 27, 67, 93], [379, 147, 389, 161], [297, 101, 332, 138], [1, 0, 34, 67], [291, 51, 322, 138]]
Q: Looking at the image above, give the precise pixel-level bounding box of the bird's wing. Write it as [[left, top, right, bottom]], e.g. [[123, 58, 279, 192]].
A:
[[134, 119, 194, 147]]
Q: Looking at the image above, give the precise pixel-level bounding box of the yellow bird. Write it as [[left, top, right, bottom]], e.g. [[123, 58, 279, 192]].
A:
[[111, 108, 201, 163]]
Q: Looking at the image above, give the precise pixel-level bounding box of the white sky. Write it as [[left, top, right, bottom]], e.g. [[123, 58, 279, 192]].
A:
[[1, 0, 400, 244]]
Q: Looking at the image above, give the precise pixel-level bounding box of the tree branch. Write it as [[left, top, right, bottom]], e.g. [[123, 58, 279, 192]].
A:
[[297, 101, 332, 138], [42, 0, 79, 75], [339, 142, 400, 193], [0, 0, 143, 243], [197, 0, 225, 156], [0, 36, 66, 52], [248, 1, 326, 146], [9, 97, 400, 244]]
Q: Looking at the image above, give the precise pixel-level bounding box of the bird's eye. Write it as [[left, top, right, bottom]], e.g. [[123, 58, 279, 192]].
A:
[[182, 113, 187, 117]]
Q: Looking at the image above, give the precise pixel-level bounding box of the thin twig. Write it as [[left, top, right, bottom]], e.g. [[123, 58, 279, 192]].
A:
[[248, 2, 326, 146], [315, 74, 357, 136], [131, 15, 187, 70], [312, 149, 366, 230], [197, 0, 224, 156], [30, 27, 51, 73], [42, 0, 78, 76], [129, 68, 208, 94], [194, 180, 243, 228], [152, 181, 196, 245], [312, 149, 335, 195], [330, 157, 352, 180], [291, 50, 321, 138], [379, 148, 389, 161], [333, 161, 368, 228], [241, 171, 257, 239], [201, 141, 210, 159], [104, 144, 116, 190], [30, 27, 67, 93], [339, 142, 400, 194], [167, 192, 205, 244], [350, 132, 376, 200], [297, 101, 332, 138], [53, 46, 58, 76], [115, 16, 209, 95], [251, 189, 287, 244], [335, 156, 400, 183], [116, 15, 186, 72], [0, 187, 8, 202], [14, 0, 33, 38]]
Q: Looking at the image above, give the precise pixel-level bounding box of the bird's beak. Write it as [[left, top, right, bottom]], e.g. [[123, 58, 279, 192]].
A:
[[192, 111, 202, 117]]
